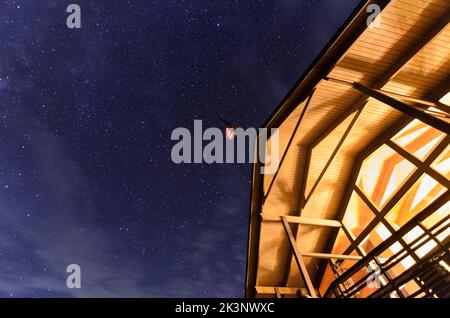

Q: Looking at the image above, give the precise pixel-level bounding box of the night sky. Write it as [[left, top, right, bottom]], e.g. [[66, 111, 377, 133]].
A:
[[0, 0, 359, 297]]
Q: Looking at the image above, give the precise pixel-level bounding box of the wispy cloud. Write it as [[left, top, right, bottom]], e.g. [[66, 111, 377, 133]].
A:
[[0, 115, 152, 297], [0, 116, 246, 297]]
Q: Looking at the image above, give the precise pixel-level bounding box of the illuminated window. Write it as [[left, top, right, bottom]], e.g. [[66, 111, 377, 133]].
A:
[[439, 260, 450, 273], [436, 227, 450, 242], [331, 229, 352, 255], [421, 201, 450, 231], [439, 91, 450, 106], [399, 280, 422, 297], [385, 174, 446, 229], [357, 144, 416, 210], [403, 227, 438, 259], [422, 201, 450, 243], [342, 191, 376, 239], [431, 144, 450, 180], [328, 117, 448, 298], [415, 240, 437, 258], [403, 226, 424, 244], [359, 223, 391, 255], [391, 119, 445, 161]]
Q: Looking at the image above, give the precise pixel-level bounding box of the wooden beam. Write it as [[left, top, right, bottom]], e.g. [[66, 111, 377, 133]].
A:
[[375, 89, 450, 115], [255, 286, 308, 295], [281, 145, 312, 287], [386, 140, 450, 188], [281, 216, 318, 298], [302, 252, 362, 260], [352, 82, 450, 134], [261, 214, 342, 228], [305, 105, 364, 204], [264, 89, 315, 201], [327, 77, 450, 115]]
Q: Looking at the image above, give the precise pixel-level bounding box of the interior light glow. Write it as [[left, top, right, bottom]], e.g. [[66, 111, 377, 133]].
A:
[[439, 91, 450, 106]]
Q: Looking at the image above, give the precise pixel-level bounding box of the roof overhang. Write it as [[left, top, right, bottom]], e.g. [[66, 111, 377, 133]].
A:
[[246, 0, 450, 297]]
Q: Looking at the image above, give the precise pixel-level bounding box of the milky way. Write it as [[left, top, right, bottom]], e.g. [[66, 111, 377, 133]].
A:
[[0, 0, 359, 297]]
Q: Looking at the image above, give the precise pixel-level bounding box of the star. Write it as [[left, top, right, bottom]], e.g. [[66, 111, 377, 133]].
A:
[[0, 0, 361, 297]]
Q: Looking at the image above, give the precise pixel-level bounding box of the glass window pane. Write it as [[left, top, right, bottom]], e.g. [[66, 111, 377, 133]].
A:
[[391, 119, 445, 161], [403, 226, 425, 244], [439, 91, 450, 106], [357, 144, 416, 210], [421, 201, 450, 230], [342, 191, 376, 239], [437, 226, 450, 242], [415, 240, 437, 258], [399, 280, 421, 297], [377, 240, 416, 278], [387, 255, 416, 283], [428, 216, 450, 243], [378, 241, 405, 265], [331, 229, 352, 255], [439, 260, 450, 273], [386, 174, 447, 230], [431, 143, 450, 180], [359, 223, 391, 255]]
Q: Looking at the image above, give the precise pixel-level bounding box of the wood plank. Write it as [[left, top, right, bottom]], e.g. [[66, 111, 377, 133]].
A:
[[281, 216, 318, 298], [302, 252, 363, 260], [255, 286, 308, 295], [261, 214, 342, 228], [353, 82, 450, 133]]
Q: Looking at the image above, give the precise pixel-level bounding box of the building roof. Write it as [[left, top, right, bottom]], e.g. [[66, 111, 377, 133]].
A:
[[246, 0, 450, 297]]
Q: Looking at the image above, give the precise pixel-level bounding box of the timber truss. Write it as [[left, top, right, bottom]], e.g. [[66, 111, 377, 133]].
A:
[[256, 76, 449, 299]]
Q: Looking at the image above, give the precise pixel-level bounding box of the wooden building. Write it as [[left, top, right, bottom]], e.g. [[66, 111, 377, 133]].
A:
[[246, 0, 450, 298]]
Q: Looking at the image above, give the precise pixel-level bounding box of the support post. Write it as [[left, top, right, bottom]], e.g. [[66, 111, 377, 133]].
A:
[[281, 216, 318, 298]]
